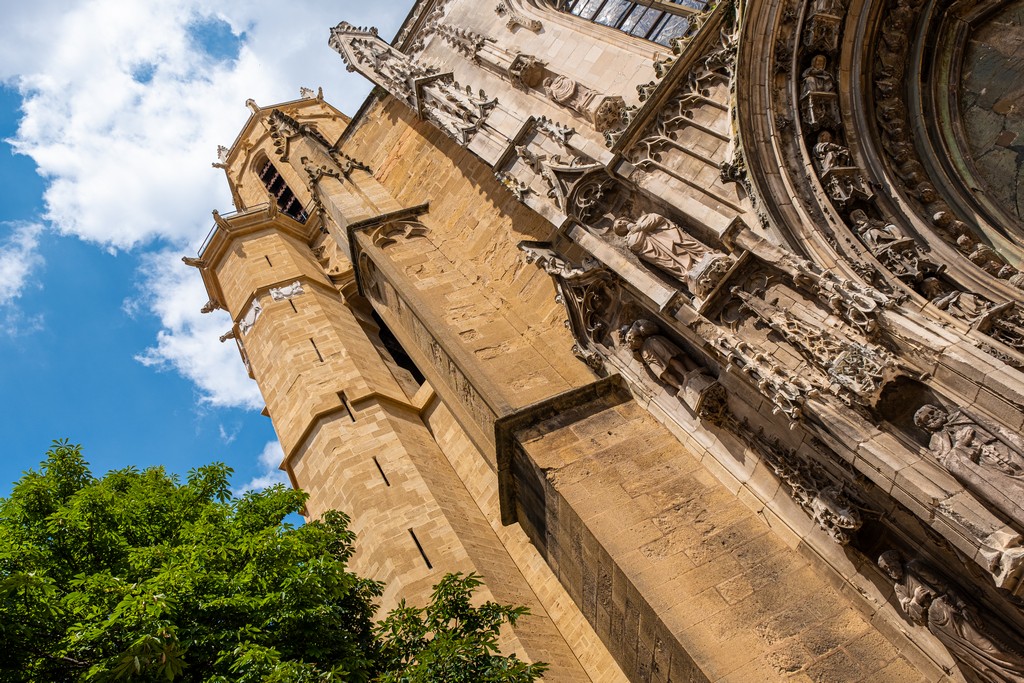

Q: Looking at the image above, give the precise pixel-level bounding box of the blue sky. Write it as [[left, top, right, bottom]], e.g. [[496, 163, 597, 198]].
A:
[[0, 1, 409, 495]]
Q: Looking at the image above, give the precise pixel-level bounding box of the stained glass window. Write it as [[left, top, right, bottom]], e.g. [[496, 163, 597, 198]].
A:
[[561, 0, 708, 45]]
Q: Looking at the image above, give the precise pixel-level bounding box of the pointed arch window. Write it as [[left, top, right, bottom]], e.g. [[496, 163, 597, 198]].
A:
[[257, 160, 308, 223], [560, 0, 706, 45]]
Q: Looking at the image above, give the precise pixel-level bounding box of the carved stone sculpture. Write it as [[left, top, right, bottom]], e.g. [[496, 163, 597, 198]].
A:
[[814, 132, 872, 207], [621, 318, 698, 391], [735, 291, 901, 405], [269, 281, 305, 301], [542, 75, 625, 132], [915, 404, 1024, 530], [746, 428, 862, 543], [508, 54, 545, 88], [620, 318, 726, 418], [715, 332, 819, 421], [613, 213, 732, 299], [878, 550, 1024, 682], [813, 131, 850, 171], [200, 299, 222, 314], [239, 299, 263, 335], [330, 23, 497, 146], [495, 1, 542, 32], [957, 235, 1007, 276], [804, 0, 846, 54], [920, 278, 991, 321], [800, 55, 840, 130], [850, 210, 941, 281]]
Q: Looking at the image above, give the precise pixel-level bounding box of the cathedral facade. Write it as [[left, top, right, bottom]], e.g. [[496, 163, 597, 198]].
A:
[[188, 0, 1024, 680]]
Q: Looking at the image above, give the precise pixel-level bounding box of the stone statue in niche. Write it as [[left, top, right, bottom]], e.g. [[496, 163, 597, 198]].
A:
[[850, 209, 907, 250], [878, 550, 1024, 682], [919, 278, 991, 321], [1000, 266, 1024, 291], [612, 213, 732, 300], [915, 404, 1024, 530], [620, 318, 727, 420], [813, 131, 850, 171], [800, 55, 840, 130], [813, 132, 871, 207], [932, 209, 972, 240], [850, 210, 941, 281], [957, 235, 1008, 276], [621, 318, 698, 391]]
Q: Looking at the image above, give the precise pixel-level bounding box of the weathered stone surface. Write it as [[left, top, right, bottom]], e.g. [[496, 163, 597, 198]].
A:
[[190, 1, 1024, 681]]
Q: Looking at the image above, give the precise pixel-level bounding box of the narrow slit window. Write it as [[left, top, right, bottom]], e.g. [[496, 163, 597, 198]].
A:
[[408, 528, 432, 569], [289, 299, 297, 313], [340, 391, 355, 421], [264, 255, 273, 267], [310, 338, 324, 363], [373, 456, 391, 486]]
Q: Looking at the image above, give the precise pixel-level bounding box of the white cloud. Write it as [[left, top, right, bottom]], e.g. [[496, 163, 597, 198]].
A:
[[1, 0, 410, 406], [132, 249, 263, 409], [218, 423, 240, 445], [0, 222, 45, 335], [234, 439, 289, 494], [0, 222, 43, 303], [6, 0, 408, 250]]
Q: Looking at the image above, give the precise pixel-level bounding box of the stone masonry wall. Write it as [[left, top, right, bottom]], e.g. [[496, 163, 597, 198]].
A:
[[511, 388, 935, 683]]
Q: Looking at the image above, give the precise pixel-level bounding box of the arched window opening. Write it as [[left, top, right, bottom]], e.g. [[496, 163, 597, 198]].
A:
[[560, 0, 706, 45], [258, 159, 308, 223]]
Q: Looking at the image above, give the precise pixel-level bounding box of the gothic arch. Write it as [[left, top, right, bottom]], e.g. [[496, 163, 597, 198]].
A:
[[736, 0, 1024, 365]]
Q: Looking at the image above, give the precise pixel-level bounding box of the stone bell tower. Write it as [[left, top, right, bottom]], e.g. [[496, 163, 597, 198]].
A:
[[187, 93, 623, 682]]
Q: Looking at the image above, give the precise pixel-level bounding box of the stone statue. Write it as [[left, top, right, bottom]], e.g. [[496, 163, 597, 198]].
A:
[[915, 404, 1024, 530], [620, 318, 699, 392], [878, 550, 1024, 682], [957, 235, 1007, 276], [613, 213, 731, 298], [269, 281, 305, 301], [800, 55, 841, 130], [813, 132, 870, 206], [542, 74, 625, 132], [850, 210, 940, 281], [933, 210, 971, 239], [920, 278, 990, 321], [619, 318, 727, 419], [239, 298, 263, 335], [813, 131, 850, 173], [543, 75, 578, 105], [801, 54, 835, 97], [850, 209, 906, 249]]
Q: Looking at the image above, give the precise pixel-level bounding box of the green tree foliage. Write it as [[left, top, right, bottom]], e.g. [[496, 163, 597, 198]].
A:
[[376, 573, 546, 683], [0, 441, 544, 682]]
